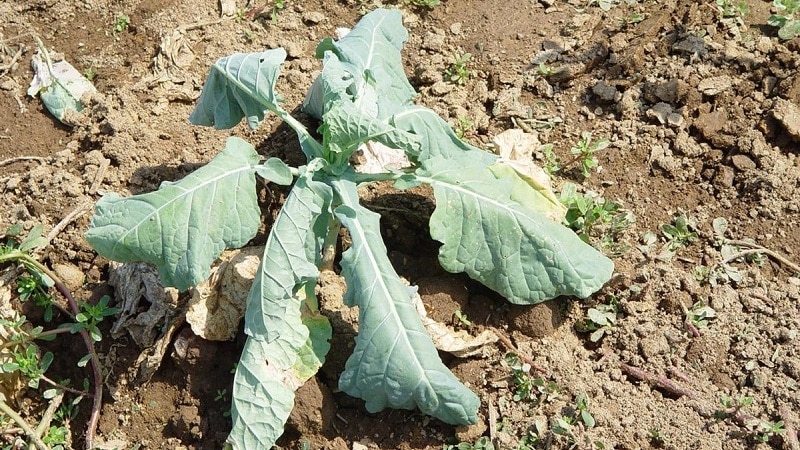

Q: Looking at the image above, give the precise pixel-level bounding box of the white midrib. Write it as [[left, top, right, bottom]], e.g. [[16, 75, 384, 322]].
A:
[[109, 164, 254, 257], [352, 14, 387, 111], [346, 210, 427, 381]]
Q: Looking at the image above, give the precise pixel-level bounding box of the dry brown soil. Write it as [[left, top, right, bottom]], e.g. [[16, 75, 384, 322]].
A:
[[2, 0, 800, 449]]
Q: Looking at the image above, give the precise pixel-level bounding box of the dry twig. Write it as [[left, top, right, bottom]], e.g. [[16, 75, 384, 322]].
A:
[[620, 363, 696, 398], [0, 156, 47, 167], [723, 240, 800, 275], [489, 326, 548, 374], [780, 406, 800, 450], [45, 201, 93, 244]]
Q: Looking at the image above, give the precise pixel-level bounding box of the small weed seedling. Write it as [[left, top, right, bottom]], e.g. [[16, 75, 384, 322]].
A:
[[85, 10, 613, 448], [768, 0, 800, 40], [83, 66, 97, 82], [540, 144, 561, 175], [405, 0, 441, 8], [1, 224, 113, 449], [445, 51, 472, 85], [537, 63, 554, 77], [716, 0, 750, 25], [452, 310, 473, 329], [684, 300, 716, 330], [649, 428, 669, 446], [575, 297, 618, 342], [110, 13, 130, 39], [503, 353, 559, 403], [270, 0, 286, 23], [453, 115, 475, 139], [552, 393, 596, 444], [715, 395, 785, 444], [568, 132, 609, 177], [443, 436, 495, 450], [662, 213, 698, 252], [559, 183, 632, 251]]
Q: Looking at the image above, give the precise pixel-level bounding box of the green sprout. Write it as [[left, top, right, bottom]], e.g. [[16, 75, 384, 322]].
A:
[[453, 115, 474, 139], [575, 297, 618, 342], [568, 132, 609, 177], [112, 14, 130, 36], [768, 0, 800, 40], [445, 51, 472, 85], [405, 0, 440, 8], [662, 213, 698, 252]]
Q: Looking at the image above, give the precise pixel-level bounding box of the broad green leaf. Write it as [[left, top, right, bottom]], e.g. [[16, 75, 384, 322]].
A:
[[245, 174, 333, 344], [391, 105, 495, 163], [229, 307, 331, 450], [415, 155, 614, 304], [190, 48, 322, 158], [322, 98, 421, 160], [488, 162, 565, 221], [332, 179, 479, 425], [255, 157, 293, 186], [86, 137, 261, 291], [311, 9, 415, 110], [306, 45, 421, 168]]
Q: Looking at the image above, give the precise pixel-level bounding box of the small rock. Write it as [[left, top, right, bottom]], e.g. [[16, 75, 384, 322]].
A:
[[455, 418, 487, 443], [283, 41, 304, 59], [302, 11, 325, 24], [731, 154, 756, 171], [772, 98, 800, 141], [53, 263, 85, 292], [449, 22, 462, 35], [714, 165, 735, 187], [698, 76, 732, 96], [219, 0, 236, 16], [667, 112, 685, 128], [646, 102, 673, 125], [592, 80, 619, 102], [421, 31, 446, 52], [755, 36, 774, 54], [695, 106, 728, 142], [430, 81, 453, 96], [673, 36, 707, 56], [0, 80, 16, 91]]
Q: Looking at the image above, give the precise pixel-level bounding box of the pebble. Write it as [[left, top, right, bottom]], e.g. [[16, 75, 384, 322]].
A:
[[449, 22, 461, 35], [731, 154, 756, 171], [698, 75, 732, 96], [302, 11, 325, 24], [53, 263, 85, 292], [772, 98, 800, 141]]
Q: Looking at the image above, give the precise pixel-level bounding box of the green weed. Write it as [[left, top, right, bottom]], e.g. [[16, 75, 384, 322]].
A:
[[0, 223, 110, 448], [575, 297, 618, 342], [559, 183, 633, 252], [769, 0, 800, 39], [444, 51, 471, 85], [569, 132, 609, 177], [111, 13, 130, 38], [443, 436, 494, 450]]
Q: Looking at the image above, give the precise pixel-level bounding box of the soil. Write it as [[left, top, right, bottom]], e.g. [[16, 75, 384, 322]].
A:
[[2, 0, 800, 449]]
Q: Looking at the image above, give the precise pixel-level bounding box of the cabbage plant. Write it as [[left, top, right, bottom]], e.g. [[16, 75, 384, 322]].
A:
[[85, 9, 613, 448]]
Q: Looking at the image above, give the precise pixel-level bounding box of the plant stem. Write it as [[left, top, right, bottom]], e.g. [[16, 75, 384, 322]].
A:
[[16, 254, 102, 450], [0, 328, 74, 353], [320, 219, 341, 272], [0, 398, 50, 450], [34, 390, 64, 440], [40, 374, 92, 398], [722, 241, 800, 274], [351, 171, 407, 184], [620, 363, 696, 398]]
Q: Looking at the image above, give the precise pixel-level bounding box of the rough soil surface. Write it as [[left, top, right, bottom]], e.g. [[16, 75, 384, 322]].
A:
[[2, 0, 800, 449]]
